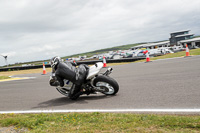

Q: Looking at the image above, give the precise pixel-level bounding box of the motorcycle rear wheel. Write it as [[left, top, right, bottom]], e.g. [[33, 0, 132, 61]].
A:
[[94, 75, 119, 95]]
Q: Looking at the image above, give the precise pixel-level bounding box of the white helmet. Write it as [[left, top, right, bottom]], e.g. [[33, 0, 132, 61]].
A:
[[50, 56, 61, 69]]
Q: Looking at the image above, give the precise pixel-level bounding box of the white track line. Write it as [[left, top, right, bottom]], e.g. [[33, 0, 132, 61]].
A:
[[0, 76, 36, 82], [1, 109, 200, 114], [10, 76, 36, 79]]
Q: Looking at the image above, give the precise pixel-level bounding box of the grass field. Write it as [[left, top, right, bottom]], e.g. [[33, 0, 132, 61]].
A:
[[0, 76, 11, 80], [0, 68, 52, 77], [0, 113, 200, 132]]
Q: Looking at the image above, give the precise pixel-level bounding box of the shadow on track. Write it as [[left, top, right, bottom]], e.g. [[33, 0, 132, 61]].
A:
[[32, 94, 114, 109]]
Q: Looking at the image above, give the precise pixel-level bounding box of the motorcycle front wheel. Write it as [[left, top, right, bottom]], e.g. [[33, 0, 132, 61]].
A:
[[56, 80, 74, 97], [93, 75, 119, 95], [56, 87, 70, 97]]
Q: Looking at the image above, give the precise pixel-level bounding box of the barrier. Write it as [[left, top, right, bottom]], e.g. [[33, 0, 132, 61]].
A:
[[0, 57, 146, 72]]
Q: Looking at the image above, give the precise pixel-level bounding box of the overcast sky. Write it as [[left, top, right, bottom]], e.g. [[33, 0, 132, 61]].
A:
[[0, 0, 200, 66]]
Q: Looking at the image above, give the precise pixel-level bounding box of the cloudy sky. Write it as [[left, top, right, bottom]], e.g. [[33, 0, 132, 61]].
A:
[[0, 0, 200, 66]]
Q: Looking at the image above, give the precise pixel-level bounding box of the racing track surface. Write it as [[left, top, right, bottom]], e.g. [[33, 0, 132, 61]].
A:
[[0, 56, 200, 113]]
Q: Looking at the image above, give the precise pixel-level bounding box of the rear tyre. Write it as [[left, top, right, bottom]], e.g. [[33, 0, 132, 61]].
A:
[[93, 75, 119, 95]]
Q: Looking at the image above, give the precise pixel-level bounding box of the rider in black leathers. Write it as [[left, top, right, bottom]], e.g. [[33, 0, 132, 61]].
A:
[[49, 56, 89, 100]]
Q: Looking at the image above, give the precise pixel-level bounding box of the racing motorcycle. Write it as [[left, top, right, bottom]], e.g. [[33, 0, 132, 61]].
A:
[[53, 62, 119, 99]]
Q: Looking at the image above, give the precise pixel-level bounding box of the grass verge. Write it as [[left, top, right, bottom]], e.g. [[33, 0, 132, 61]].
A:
[[0, 68, 52, 77], [0, 113, 200, 132], [0, 76, 10, 80]]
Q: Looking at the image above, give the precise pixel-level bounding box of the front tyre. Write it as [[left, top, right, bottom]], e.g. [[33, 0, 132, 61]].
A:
[[93, 75, 119, 95], [56, 87, 69, 97]]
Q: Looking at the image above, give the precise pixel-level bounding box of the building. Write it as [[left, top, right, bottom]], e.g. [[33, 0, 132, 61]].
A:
[[169, 30, 194, 46], [131, 29, 200, 50], [179, 37, 200, 48], [131, 41, 170, 50]]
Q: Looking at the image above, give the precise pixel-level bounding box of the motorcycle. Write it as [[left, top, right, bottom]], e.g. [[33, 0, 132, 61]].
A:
[[52, 62, 119, 99]]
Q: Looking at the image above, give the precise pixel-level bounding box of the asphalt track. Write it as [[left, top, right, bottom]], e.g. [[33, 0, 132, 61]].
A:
[[0, 55, 200, 113]]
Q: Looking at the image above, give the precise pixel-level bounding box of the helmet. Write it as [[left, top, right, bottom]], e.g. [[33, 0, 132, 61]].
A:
[[50, 56, 61, 69]]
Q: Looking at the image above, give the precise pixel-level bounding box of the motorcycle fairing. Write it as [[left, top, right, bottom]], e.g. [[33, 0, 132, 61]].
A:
[[86, 62, 103, 80]]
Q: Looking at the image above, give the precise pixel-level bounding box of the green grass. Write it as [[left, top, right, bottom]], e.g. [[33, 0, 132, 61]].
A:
[[0, 113, 200, 132], [0, 76, 10, 80], [135, 48, 200, 62]]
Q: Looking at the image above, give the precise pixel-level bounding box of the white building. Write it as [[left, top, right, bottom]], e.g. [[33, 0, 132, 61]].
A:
[[131, 41, 170, 50], [179, 37, 200, 48]]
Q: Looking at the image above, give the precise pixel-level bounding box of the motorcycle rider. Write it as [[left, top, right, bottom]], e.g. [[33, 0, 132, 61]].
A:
[[49, 56, 89, 100]]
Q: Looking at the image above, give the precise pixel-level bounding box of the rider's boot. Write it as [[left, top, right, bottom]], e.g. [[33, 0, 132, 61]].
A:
[[68, 84, 81, 100]]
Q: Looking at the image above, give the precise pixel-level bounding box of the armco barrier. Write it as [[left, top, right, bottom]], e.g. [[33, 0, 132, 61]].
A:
[[0, 57, 146, 72], [76, 57, 146, 65], [0, 65, 46, 72]]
